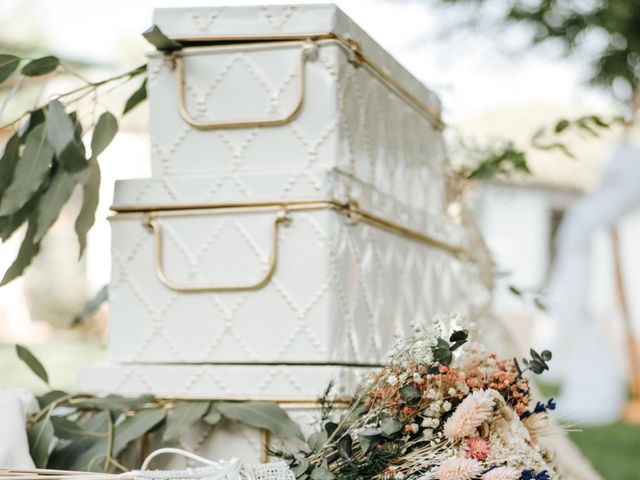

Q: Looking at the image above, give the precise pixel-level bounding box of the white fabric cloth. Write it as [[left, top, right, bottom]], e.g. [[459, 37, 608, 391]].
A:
[[547, 141, 640, 424], [0, 386, 39, 468]]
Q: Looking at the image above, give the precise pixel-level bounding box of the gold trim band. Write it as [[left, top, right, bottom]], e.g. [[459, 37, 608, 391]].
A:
[[111, 199, 468, 293], [164, 34, 443, 130]]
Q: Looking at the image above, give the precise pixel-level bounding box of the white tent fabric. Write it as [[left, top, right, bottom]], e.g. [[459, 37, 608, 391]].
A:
[[0, 386, 39, 468], [547, 141, 640, 424]]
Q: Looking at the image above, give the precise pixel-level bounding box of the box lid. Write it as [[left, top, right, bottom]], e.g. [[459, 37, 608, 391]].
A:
[[152, 4, 441, 125], [110, 171, 470, 258]]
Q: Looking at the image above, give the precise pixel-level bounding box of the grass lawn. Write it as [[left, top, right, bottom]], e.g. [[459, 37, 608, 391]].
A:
[[570, 423, 640, 480]]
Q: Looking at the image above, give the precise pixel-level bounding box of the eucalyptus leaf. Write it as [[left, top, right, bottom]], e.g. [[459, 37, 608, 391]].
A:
[[307, 430, 328, 452], [27, 417, 54, 468], [1, 219, 41, 285], [46, 100, 74, 154], [16, 344, 49, 385], [541, 350, 553, 361], [0, 186, 44, 241], [555, 119, 570, 133], [216, 401, 303, 440], [48, 411, 109, 471], [337, 434, 353, 461], [123, 79, 147, 115], [142, 25, 183, 51], [0, 54, 20, 83], [399, 384, 421, 408], [22, 55, 60, 76], [72, 284, 107, 325], [38, 390, 69, 409], [0, 124, 54, 216], [75, 394, 154, 410], [74, 159, 100, 258], [91, 112, 118, 158], [113, 408, 166, 455], [0, 133, 21, 200], [291, 457, 310, 477], [33, 168, 82, 243], [58, 141, 88, 172], [449, 330, 468, 342], [202, 402, 222, 425], [380, 414, 403, 436], [21, 108, 46, 141], [51, 416, 94, 439], [163, 400, 209, 443], [310, 467, 335, 480]]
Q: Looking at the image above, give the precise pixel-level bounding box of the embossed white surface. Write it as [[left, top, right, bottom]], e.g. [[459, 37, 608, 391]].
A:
[[77, 363, 368, 400], [147, 5, 445, 216], [108, 173, 489, 364]]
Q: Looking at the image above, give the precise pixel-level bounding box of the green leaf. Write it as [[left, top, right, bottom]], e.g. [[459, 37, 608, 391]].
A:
[[449, 330, 468, 342], [58, 141, 88, 172], [0, 134, 21, 201], [91, 112, 118, 158], [22, 55, 60, 76], [291, 457, 310, 477], [113, 408, 166, 455], [37, 390, 69, 409], [399, 385, 421, 408], [380, 414, 403, 436], [51, 416, 93, 439], [74, 394, 154, 411], [554, 119, 570, 133], [142, 25, 183, 51], [541, 350, 553, 361], [123, 79, 147, 115], [16, 344, 49, 385], [0, 54, 20, 83], [508, 285, 523, 296], [0, 186, 44, 241], [163, 400, 210, 443], [310, 467, 335, 480], [73, 284, 107, 325], [337, 434, 353, 461], [33, 168, 82, 243], [27, 417, 54, 468], [216, 401, 304, 440], [307, 430, 328, 452], [1, 218, 41, 285], [48, 411, 109, 471], [202, 402, 222, 425], [21, 108, 46, 141], [46, 100, 74, 154], [0, 124, 54, 216], [74, 159, 100, 258]]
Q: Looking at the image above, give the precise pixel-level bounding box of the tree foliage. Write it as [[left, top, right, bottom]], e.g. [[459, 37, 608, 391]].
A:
[[434, 0, 640, 98]]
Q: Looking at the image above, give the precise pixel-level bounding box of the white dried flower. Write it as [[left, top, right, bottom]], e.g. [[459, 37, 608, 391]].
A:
[[387, 375, 398, 386], [443, 401, 452, 412]]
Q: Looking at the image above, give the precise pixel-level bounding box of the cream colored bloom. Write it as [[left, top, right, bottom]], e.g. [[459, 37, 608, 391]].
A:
[[432, 457, 483, 480], [443, 389, 496, 440]]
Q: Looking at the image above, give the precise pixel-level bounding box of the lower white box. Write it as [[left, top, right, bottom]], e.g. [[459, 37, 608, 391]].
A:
[[77, 364, 369, 401]]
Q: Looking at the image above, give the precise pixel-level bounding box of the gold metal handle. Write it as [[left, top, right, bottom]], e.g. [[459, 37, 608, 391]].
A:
[[175, 41, 318, 130], [143, 210, 291, 293]]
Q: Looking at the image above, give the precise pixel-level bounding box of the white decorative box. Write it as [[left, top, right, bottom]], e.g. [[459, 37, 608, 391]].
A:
[[77, 363, 368, 401], [147, 4, 446, 216], [107, 171, 490, 365]]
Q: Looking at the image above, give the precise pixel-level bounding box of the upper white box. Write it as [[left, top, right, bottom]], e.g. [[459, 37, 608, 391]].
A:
[[148, 4, 445, 214]]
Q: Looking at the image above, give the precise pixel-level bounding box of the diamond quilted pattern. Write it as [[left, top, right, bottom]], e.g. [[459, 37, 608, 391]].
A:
[[148, 41, 444, 216]]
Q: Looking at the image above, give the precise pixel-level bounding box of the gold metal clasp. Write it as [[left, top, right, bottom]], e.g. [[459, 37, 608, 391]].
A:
[[143, 209, 291, 293], [175, 41, 317, 130]]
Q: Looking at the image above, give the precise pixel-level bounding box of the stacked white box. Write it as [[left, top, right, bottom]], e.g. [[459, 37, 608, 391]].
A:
[[78, 4, 493, 465]]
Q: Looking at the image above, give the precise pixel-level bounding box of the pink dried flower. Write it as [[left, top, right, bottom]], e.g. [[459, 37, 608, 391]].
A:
[[444, 389, 495, 440], [462, 436, 491, 460], [433, 457, 483, 480], [481, 466, 521, 480]]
